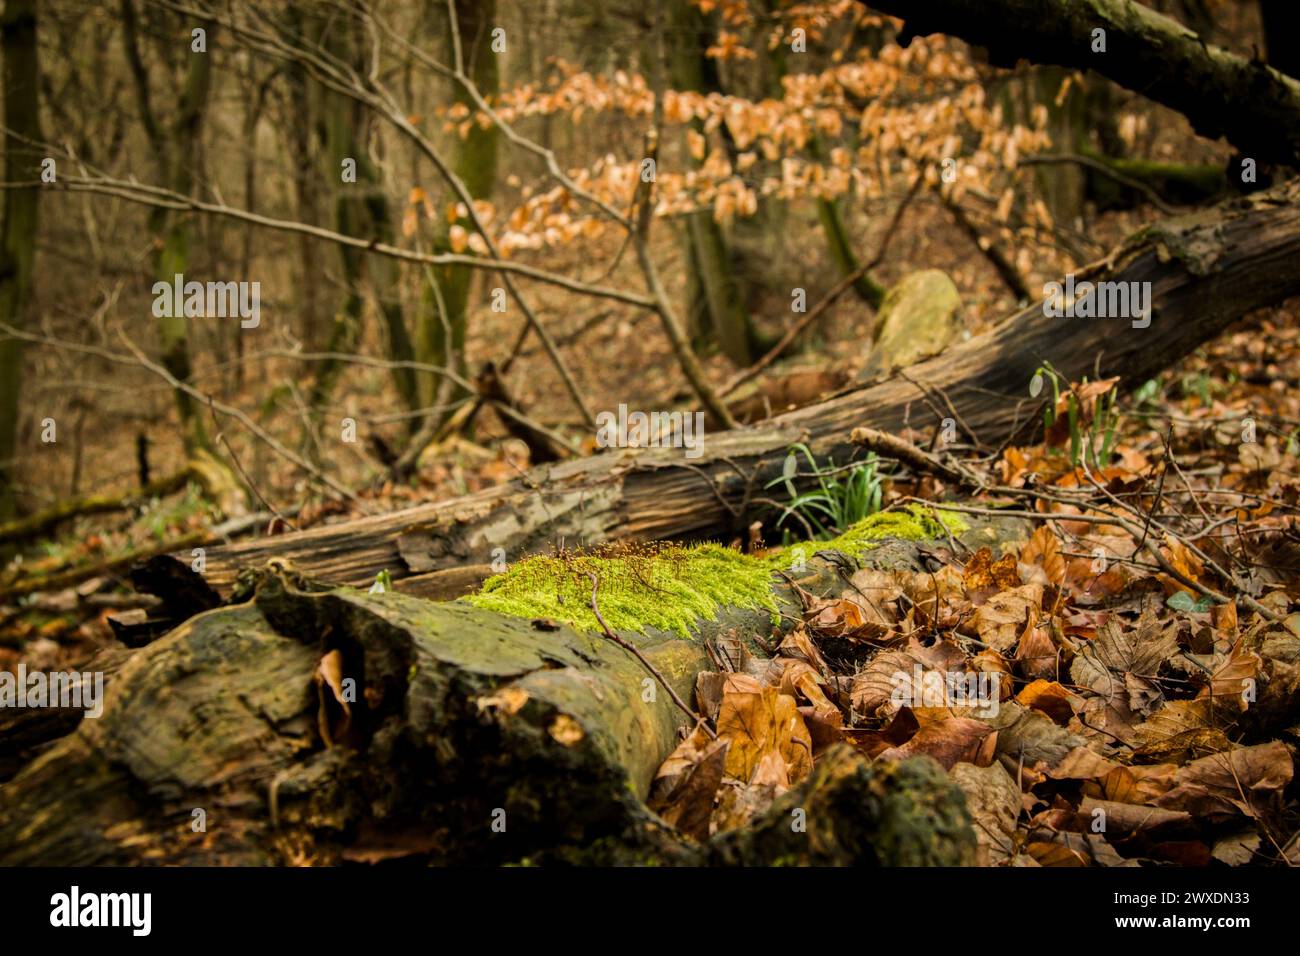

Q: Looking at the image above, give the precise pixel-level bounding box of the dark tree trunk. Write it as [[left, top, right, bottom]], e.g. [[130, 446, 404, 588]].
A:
[[862, 0, 1300, 165], [0, 0, 40, 525]]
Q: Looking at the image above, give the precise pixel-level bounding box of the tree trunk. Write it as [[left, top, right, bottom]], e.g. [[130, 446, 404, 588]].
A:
[[863, 0, 1300, 165], [119, 5, 246, 515], [0, 0, 40, 525], [196, 177, 1300, 595], [1259, 0, 1300, 82], [810, 135, 886, 308], [418, 0, 500, 420], [308, 12, 420, 423], [991, 66, 1089, 226], [154, 23, 240, 500], [0, 527, 985, 865], [668, 0, 760, 365]]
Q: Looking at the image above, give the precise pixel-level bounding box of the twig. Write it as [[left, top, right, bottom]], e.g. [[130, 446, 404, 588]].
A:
[[719, 176, 922, 399], [849, 425, 970, 485], [206, 397, 296, 531], [586, 571, 717, 739]]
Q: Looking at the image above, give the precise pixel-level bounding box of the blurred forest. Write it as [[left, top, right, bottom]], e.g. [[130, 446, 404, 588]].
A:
[[3, 0, 1300, 868], [0, 0, 1258, 533]]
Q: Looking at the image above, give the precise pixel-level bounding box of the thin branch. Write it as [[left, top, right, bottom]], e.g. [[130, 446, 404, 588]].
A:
[[586, 571, 717, 739], [0, 174, 655, 309], [720, 177, 922, 398]]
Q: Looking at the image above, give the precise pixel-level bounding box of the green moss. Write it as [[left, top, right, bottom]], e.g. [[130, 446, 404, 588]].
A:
[[467, 542, 779, 639], [467, 506, 967, 638], [765, 504, 967, 566]]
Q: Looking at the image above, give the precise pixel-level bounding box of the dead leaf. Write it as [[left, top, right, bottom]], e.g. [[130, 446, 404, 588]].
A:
[[1154, 741, 1293, 821], [1019, 525, 1066, 586], [716, 675, 813, 785], [850, 649, 922, 717], [650, 726, 729, 841], [972, 583, 1043, 652], [879, 716, 997, 769], [1015, 623, 1059, 681], [314, 649, 352, 747], [951, 761, 1021, 865], [1016, 679, 1076, 724], [964, 547, 1021, 592]]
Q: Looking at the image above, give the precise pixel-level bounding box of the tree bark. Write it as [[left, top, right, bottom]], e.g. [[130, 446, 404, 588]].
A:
[[194, 177, 1300, 595], [119, 5, 247, 515], [1259, 0, 1300, 82], [418, 0, 500, 420], [669, 0, 762, 364], [0, 0, 40, 525], [862, 0, 1300, 165], [308, 9, 420, 423]]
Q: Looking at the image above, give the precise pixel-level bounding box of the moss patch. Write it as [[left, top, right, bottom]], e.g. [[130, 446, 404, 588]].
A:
[[768, 504, 967, 565], [467, 506, 967, 638], [467, 542, 778, 639]]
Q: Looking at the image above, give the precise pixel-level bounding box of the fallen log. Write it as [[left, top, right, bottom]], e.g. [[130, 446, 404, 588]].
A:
[[0, 514, 1002, 865], [0, 468, 194, 546], [194, 179, 1300, 595], [861, 0, 1300, 165]]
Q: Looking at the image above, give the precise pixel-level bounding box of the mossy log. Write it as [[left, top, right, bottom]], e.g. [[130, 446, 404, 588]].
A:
[[1083, 151, 1228, 209], [0, 518, 1001, 866], [196, 179, 1300, 595], [0, 469, 196, 546]]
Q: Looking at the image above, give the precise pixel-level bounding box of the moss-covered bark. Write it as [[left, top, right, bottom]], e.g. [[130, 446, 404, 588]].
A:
[[0, 468, 193, 545], [707, 746, 975, 866], [0, 513, 999, 865], [1083, 149, 1227, 209], [0, 575, 706, 865]]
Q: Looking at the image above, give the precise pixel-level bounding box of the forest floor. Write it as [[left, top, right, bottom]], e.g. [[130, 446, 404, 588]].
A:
[[6, 29, 1297, 861], [5, 287, 1300, 865], [639, 298, 1300, 864]]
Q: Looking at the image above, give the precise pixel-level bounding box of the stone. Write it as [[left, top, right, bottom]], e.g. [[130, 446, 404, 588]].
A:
[[861, 269, 964, 379]]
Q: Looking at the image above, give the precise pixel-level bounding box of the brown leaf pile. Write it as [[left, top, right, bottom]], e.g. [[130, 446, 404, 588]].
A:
[[651, 522, 1298, 865]]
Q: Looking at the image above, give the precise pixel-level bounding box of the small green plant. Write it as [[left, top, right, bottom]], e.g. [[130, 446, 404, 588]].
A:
[[1167, 590, 1214, 614], [1178, 370, 1219, 408], [766, 443, 884, 541], [1132, 378, 1162, 407], [1033, 364, 1121, 471]]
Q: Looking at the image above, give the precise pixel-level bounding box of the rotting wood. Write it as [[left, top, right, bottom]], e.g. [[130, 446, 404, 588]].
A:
[[192, 180, 1300, 595]]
